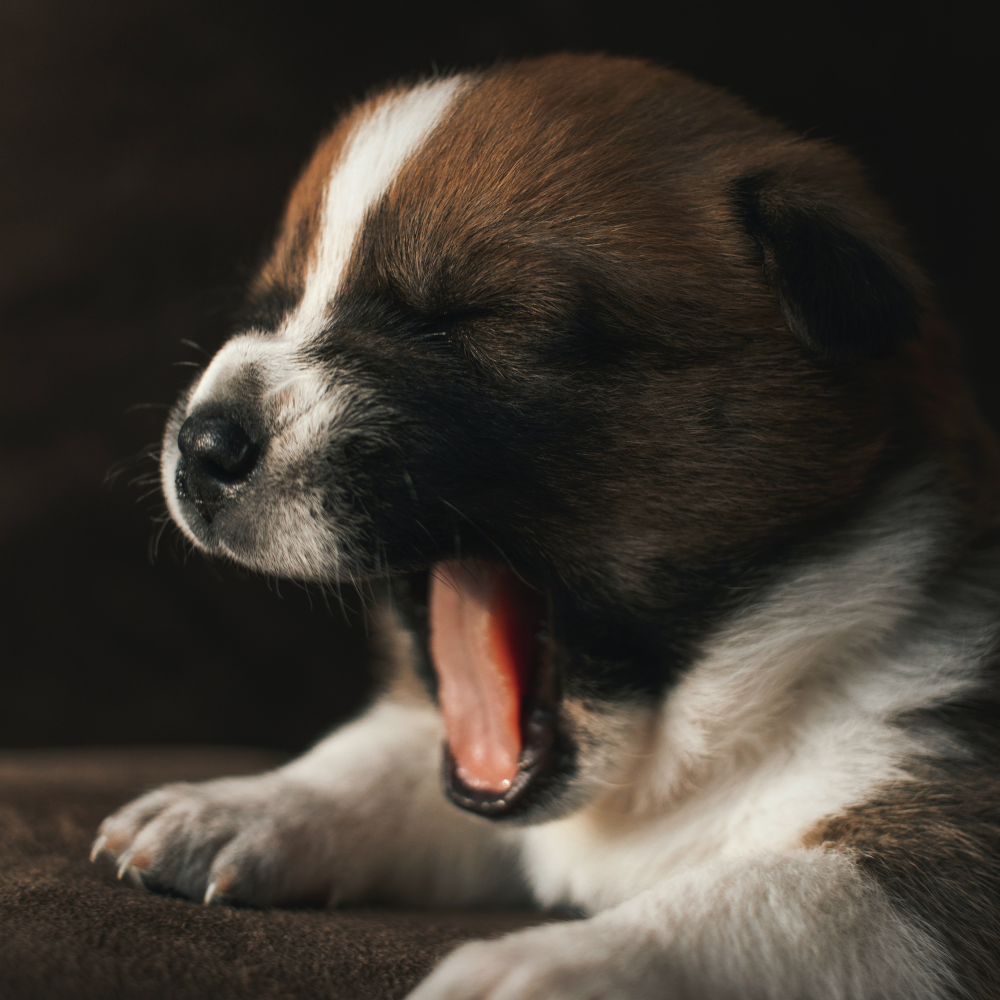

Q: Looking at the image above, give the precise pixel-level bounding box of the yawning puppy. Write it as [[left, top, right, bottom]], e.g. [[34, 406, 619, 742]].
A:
[[94, 54, 1000, 998]]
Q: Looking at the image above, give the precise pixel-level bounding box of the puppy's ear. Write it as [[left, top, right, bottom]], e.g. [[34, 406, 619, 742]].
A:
[[733, 170, 924, 363]]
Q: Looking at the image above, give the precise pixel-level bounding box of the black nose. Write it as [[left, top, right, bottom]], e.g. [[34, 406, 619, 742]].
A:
[[175, 414, 260, 522]]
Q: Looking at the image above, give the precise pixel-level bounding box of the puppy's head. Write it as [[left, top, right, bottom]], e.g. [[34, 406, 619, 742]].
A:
[[161, 55, 926, 820]]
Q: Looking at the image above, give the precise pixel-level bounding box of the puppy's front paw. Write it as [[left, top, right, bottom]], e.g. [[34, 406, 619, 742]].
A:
[[407, 920, 659, 1000], [92, 776, 338, 907]]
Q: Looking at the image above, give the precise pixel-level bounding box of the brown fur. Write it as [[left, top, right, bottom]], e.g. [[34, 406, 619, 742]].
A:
[[277, 56, 940, 577], [215, 56, 1000, 721], [806, 761, 1000, 998]]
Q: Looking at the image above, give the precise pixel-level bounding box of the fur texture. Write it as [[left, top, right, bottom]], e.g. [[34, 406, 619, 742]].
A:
[[95, 55, 1000, 998]]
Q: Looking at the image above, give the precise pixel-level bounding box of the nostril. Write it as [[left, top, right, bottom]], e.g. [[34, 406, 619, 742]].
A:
[[177, 415, 259, 483]]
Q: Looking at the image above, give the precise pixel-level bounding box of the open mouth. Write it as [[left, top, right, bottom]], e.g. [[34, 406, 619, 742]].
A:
[[422, 559, 562, 819]]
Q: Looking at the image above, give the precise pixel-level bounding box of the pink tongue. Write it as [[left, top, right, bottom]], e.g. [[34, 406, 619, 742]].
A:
[[429, 560, 537, 794]]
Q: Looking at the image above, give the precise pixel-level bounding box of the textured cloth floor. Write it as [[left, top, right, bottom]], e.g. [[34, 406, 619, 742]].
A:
[[0, 748, 546, 1000]]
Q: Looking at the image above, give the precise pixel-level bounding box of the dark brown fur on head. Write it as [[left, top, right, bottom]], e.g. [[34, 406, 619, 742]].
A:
[[246, 56, 936, 597]]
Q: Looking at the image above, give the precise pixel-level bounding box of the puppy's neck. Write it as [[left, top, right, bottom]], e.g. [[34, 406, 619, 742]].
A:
[[602, 464, 994, 817]]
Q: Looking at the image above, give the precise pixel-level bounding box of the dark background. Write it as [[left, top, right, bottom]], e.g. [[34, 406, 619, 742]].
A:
[[1, 0, 994, 751]]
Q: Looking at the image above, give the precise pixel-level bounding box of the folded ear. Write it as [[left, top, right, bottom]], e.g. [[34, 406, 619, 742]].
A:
[[733, 169, 924, 363]]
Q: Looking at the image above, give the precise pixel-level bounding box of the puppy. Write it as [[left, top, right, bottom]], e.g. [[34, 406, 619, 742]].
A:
[[94, 54, 1000, 999]]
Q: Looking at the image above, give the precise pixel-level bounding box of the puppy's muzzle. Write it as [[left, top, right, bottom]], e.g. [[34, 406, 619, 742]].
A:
[[175, 413, 260, 523]]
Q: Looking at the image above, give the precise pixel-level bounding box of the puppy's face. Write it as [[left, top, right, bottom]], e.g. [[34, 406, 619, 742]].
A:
[[161, 56, 922, 820]]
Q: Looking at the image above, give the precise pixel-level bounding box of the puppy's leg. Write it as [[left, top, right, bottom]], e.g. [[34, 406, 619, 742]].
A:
[[93, 697, 526, 908], [408, 849, 956, 1000]]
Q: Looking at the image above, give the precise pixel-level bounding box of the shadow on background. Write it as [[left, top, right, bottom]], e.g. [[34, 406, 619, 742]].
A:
[[1, 0, 994, 750]]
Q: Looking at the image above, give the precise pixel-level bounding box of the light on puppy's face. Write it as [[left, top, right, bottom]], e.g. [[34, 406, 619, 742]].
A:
[[162, 330, 368, 581]]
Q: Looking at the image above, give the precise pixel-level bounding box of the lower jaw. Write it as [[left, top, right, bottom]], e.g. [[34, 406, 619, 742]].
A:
[[443, 705, 562, 819]]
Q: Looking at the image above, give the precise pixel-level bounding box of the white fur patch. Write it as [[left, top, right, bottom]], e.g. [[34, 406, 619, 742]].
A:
[[95, 690, 526, 909], [407, 850, 955, 1000], [285, 75, 469, 345], [519, 472, 991, 913]]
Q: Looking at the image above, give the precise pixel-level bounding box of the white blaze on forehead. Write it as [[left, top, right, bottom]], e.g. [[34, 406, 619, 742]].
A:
[[186, 75, 468, 418], [288, 74, 469, 343]]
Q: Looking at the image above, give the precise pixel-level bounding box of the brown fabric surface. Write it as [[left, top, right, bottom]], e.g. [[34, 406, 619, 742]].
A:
[[0, 748, 548, 1000]]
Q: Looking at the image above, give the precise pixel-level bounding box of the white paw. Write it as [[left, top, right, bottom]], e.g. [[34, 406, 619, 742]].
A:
[[407, 919, 663, 1000], [91, 775, 340, 907]]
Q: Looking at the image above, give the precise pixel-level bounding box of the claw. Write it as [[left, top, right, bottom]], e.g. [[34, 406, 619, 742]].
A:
[[118, 848, 154, 880], [204, 870, 236, 905], [89, 835, 108, 863]]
